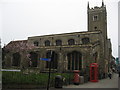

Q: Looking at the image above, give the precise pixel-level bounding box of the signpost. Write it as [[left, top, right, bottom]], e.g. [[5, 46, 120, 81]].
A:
[[40, 58, 51, 61], [47, 59, 51, 90], [40, 51, 54, 90]]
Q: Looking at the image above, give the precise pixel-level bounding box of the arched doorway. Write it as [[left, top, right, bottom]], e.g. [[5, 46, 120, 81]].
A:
[[46, 51, 58, 69], [12, 52, 21, 66], [29, 52, 38, 67], [67, 51, 82, 70]]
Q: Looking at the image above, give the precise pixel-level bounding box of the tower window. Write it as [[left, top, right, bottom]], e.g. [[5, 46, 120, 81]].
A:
[[94, 27, 97, 30], [93, 15, 98, 21]]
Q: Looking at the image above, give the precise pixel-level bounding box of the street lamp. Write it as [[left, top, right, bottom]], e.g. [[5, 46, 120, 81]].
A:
[[118, 45, 120, 64]]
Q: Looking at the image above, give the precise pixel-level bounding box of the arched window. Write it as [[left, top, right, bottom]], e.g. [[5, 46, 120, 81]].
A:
[[56, 40, 62, 46], [68, 39, 75, 45], [46, 51, 58, 69], [82, 37, 90, 44], [34, 41, 39, 46], [67, 51, 82, 70], [12, 52, 21, 66], [45, 40, 50, 46], [29, 52, 38, 67]]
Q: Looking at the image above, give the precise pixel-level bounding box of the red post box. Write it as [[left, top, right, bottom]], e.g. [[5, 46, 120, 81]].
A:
[[90, 63, 98, 82], [73, 70, 80, 85]]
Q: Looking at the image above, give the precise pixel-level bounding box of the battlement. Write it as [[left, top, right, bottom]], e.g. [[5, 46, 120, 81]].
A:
[[88, 0, 106, 11], [88, 6, 106, 11]]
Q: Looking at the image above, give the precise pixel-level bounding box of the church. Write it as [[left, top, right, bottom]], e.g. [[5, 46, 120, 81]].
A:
[[3, 1, 112, 78]]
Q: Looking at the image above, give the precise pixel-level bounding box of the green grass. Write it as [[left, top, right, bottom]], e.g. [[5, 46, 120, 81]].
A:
[[2, 71, 73, 86], [2, 71, 48, 85]]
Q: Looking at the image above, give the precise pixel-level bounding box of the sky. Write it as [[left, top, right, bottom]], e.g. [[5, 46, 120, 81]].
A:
[[0, 0, 119, 57]]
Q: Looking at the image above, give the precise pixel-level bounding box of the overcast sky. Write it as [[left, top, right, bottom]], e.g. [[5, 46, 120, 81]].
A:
[[0, 0, 119, 57]]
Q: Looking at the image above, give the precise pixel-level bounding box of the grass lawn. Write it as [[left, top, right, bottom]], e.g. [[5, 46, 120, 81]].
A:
[[2, 71, 73, 87]]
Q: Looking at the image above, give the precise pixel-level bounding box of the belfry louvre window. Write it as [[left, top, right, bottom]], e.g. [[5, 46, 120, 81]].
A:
[[68, 39, 75, 45], [93, 15, 98, 21], [82, 37, 90, 44], [34, 41, 39, 46], [56, 40, 62, 46], [45, 40, 50, 46]]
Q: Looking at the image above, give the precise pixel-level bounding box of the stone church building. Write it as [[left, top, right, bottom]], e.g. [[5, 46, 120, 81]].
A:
[[3, 2, 112, 77]]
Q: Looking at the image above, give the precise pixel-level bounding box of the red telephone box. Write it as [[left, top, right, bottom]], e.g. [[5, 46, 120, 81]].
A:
[[90, 63, 98, 82], [73, 70, 80, 85]]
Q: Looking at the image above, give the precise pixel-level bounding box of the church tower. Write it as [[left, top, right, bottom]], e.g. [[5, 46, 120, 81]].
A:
[[87, 1, 107, 39], [87, 1, 110, 74]]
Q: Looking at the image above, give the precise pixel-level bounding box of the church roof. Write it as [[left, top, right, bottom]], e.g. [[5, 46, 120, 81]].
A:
[[28, 30, 101, 38]]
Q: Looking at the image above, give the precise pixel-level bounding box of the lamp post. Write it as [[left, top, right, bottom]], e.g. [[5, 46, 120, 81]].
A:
[[47, 51, 53, 90], [47, 59, 51, 90], [118, 45, 120, 65]]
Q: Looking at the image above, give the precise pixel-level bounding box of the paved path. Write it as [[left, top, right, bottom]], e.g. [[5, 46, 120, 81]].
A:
[[64, 73, 119, 88]]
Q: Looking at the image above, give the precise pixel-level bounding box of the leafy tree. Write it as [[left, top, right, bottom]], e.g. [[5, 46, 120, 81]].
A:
[[3, 40, 38, 68]]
